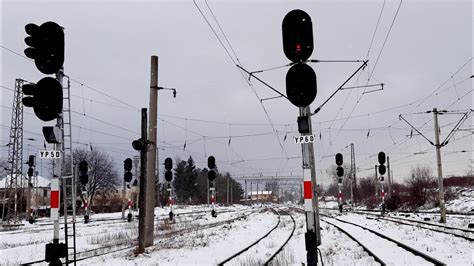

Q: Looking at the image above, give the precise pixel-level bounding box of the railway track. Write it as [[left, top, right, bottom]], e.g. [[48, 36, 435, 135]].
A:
[[320, 218, 386, 265], [319, 207, 473, 216], [264, 209, 296, 266], [359, 213, 474, 241], [1, 207, 244, 237], [292, 207, 386, 265], [217, 208, 296, 266], [321, 214, 446, 265], [322, 208, 472, 240], [20, 207, 261, 265]]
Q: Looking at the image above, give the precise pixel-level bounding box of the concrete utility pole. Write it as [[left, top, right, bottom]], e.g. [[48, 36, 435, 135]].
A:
[[145, 56, 158, 246], [387, 156, 392, 198], [138, 108, 148, 254], [300, 106, 321, 265], [350, 143, 357, 205], [399, 108, 471, 224], [433, 108, 446, 223]]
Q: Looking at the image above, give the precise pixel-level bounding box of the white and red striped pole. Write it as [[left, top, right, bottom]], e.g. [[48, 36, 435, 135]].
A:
[[338, 182, 343, 213], [380, 181, 385, 204], [84, 199, 88, 215], [128, 198, 132, 217], [303, 169, 312, 212], [381, 181, 385, 214], [381, 186, 385, 203], [50, 178, 60, 241], [168, 186, 174, 218], [210, 185, 216, 217]]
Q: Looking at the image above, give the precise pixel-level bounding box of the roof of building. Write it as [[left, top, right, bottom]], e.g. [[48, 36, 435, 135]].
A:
[[0, 174, 51, 188]]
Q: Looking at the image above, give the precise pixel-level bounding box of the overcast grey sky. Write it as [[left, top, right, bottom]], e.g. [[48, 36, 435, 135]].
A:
[[1, 0, 472, 187]]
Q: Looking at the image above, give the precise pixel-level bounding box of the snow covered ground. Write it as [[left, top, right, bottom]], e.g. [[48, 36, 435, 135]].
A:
[[1, 203, 472, 265], [333, 213, 472, 265], [424, 187, 474, 214]]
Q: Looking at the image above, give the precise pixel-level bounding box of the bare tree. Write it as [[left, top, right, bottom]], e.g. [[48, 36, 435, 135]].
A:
[[406, 165, 435, 208], [72, 148, 118, 208], [326, 164, 352, 201]]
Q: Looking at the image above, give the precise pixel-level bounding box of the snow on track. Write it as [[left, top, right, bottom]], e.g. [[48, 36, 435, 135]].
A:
[[337, 213, 472, 265], [322, 215, 444, 265]]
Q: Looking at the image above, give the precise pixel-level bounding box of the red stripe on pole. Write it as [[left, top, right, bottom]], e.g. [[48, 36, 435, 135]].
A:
[[51, 191, 59, 208], [304, 181, 312, 199]]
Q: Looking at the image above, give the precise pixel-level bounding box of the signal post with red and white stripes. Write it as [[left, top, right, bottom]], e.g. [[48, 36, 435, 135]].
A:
[[50, 178, 60, 241], [299, 106, 321, 266]]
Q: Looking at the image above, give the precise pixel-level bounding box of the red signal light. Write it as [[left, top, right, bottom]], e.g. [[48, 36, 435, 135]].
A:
[[296, 43, 301, 52]]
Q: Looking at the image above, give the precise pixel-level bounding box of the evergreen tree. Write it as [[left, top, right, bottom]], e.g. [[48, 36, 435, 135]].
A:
[[183, 156, 198, 203], [172, 158, 187, 203]]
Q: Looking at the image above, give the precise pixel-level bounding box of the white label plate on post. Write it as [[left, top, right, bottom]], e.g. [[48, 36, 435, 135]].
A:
[[38, 150, 62, 159], [293, 135, 316, 144]]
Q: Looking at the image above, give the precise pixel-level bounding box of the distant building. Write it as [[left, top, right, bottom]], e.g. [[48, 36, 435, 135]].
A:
[[248, 190, 277, 202], [0, 174, 51, 218]]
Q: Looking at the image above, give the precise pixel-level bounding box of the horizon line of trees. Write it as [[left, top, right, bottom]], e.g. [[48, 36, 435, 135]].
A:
[[167, 156, 243, 205]]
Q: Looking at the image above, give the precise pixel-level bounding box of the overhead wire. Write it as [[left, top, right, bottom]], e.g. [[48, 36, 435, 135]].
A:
[[342, 61, 473, 158], [193, 0, 289, 162], [330, 0, 403, 149]]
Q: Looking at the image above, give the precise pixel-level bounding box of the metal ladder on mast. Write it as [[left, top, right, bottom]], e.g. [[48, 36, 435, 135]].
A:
[[61, 74, 77, 265]]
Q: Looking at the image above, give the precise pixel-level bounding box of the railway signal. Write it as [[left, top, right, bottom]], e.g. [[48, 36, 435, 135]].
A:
[[282, 9, 313, 63], [283, 9, 317, 108], [79, 160, 88, 186], [27, 155, 35, 178], [124, 158, 133, 182], [335, 153, 344, 213], [27, 21, 69, 264], [283, 10, 320, 265], [164, 157, 173, 182], [377, 152, 386, 214], [24, 21, 64, 75], [27, 155, 36, 224], [286, 63, 317, 108], [22, 77, 63, 122], [207, 156, 216, 181], [23, 21, 64, 124], [208, 156, 218, 217], [164, 157, 175, 220]]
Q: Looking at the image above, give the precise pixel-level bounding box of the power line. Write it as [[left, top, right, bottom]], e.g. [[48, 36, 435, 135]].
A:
[[324, 1, 403, 154], [193, 0, 289, 159], [71, 110, 139, 135], [368, 0, 403, 81], [204, 0, 241, 65], [366, 0, 387, 60]]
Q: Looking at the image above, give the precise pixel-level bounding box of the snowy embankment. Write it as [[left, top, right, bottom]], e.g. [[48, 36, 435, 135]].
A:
[[424, 187, 474, 214]]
